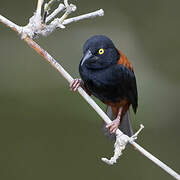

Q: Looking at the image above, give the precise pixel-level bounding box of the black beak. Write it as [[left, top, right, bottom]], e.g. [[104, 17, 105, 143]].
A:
[[81, 50, 93, 66]]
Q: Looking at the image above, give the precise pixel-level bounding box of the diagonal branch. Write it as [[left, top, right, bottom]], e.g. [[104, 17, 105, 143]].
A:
[[0, 15, 180, 180], [24, 37, 180, 180], [0, 15, 22, 34], [0, 1, 180, 179]]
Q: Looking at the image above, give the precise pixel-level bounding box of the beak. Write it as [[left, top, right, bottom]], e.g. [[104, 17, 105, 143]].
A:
[[81, 50, 93, 66]]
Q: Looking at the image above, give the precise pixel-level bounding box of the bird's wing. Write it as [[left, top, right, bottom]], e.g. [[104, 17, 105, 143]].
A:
[[111, 64, 138, 113]]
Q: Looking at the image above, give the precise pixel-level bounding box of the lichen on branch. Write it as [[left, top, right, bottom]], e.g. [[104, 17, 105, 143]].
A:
[[15, 0, 104, 38]]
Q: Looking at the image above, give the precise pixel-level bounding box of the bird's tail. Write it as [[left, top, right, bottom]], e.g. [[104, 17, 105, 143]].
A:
[[102, 106, 133, 141]]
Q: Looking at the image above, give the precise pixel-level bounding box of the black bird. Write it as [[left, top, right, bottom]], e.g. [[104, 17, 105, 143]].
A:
[[70, 35, 138, 139]]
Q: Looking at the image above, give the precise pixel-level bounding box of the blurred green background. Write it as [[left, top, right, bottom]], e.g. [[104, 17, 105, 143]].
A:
[[0, 0, 180, 179]]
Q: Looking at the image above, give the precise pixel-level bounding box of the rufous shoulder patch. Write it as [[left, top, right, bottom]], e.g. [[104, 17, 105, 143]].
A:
[[117, 50, 134, 72]]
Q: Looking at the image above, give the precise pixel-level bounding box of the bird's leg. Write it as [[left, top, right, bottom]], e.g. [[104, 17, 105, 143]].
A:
[[70, 79, 91, 95], [106, 107, 123, 134], [70, 78, 82, 91]]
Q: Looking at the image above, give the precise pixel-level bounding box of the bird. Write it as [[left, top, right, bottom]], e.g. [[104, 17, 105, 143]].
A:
[[70, 35, 138, 139]]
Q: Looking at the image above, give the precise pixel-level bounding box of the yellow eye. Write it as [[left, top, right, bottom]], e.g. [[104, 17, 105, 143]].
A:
[[98, 48, 104, 55]]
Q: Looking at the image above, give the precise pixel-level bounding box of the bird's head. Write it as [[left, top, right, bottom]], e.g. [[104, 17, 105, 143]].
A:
[[80, 35, 120, 69]]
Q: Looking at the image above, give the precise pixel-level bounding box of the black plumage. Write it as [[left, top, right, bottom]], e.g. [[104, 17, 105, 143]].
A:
[[79, 35, 138, 113], [70, 35, 139, 137]]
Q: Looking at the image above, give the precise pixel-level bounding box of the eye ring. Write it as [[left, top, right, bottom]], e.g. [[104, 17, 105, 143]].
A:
[[98, 48, 104, 55]]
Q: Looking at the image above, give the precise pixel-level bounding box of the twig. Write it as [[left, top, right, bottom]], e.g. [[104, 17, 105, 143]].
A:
[[45, 3, 65, 23], [63, 9, 104, 25], [36, 0, 44, 17], [43, 0, 56, 22], [58, 1, 76, 24], [0, 1, 180, 179], [16, 0, 104, 38]]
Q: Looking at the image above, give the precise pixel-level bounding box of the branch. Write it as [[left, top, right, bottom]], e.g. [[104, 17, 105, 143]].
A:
[[36, 0, 44, 17], [63, 9, 104, 25], [43, 0, 58, 22], [0, 1, 180, 180], [45, 3, 65, 23], [0, 15, 22, 34], [22, 0, 104, 38]]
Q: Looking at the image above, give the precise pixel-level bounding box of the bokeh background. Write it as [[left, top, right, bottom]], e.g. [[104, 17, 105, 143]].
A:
[[0, 0, 180, 179]]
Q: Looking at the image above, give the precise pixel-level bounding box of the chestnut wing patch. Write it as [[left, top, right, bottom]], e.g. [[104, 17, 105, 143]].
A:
[[118, 50, 133, 72]]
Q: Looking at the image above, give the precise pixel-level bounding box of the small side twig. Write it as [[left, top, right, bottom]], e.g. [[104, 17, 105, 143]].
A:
[[45, 3, 65, 23], [63, 9, 104, 25], [43, 0, 61, 23], [36, 0, 44, 17], [58, 0, 76, 24]]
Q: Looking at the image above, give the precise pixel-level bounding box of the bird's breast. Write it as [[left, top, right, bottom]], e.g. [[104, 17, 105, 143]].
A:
[[79, 65, 124, 103]]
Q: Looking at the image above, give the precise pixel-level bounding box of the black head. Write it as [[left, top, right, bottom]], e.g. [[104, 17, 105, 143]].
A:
[[80, 35, 120, 70]]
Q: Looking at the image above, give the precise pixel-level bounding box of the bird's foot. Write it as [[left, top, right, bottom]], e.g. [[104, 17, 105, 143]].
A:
[[106, 119, 120, 134], [70, 78, 82, 91]]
